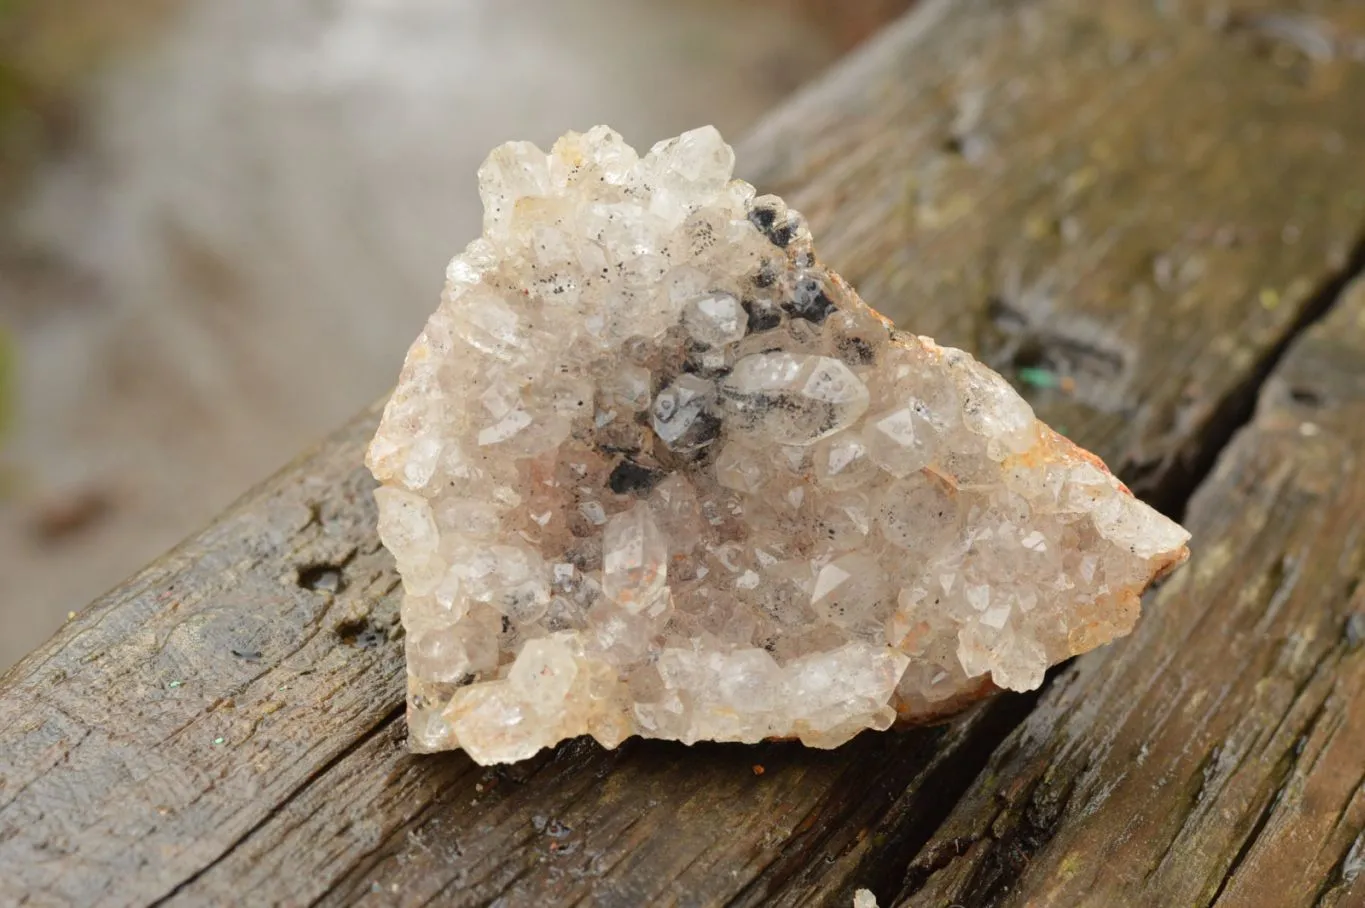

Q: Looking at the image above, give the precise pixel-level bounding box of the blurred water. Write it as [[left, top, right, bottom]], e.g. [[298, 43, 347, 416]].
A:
[[0, 0, 838, 666]]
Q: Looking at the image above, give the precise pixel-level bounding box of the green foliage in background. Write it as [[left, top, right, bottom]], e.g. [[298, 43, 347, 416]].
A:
[[0, 0, 176, 197], [0, 0, 56, 197]]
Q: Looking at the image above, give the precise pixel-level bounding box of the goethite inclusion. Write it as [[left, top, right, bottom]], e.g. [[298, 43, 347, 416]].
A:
[[367, 126, 1190, 765]]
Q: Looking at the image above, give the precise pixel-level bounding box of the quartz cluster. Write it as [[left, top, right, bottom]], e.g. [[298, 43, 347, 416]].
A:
[[367, 126, 1190, 764]]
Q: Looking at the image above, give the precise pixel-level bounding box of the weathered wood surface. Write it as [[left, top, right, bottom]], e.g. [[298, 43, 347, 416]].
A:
[[749, 0, 1365, 509], [897, 277, 1365, 908], [2, 0, 1365, 906]]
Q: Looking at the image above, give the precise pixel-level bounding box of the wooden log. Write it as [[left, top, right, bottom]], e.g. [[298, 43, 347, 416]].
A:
[[2, 0, 1364, 905], [896, 276, 1365, 908], [748, 0, 1365, 509]]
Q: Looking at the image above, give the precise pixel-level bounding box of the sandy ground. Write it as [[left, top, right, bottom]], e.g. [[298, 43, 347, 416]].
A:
[[0, 0, 854, 668]]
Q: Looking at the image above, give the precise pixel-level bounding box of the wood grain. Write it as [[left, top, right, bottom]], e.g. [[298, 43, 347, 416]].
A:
[[2, 0, 1365, 905], [745, 0, 1365, 508], [897, 277, 1365, 908]]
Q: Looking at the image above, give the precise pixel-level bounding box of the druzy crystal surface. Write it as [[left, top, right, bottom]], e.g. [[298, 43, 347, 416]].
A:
[[367, 126, 1190, 764]]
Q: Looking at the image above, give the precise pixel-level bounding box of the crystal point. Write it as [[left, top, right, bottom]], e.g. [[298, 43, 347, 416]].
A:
[[368, 126, 1191, 763]]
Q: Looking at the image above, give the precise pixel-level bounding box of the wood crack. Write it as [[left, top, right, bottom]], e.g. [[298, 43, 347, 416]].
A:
[[1206, 737, 1295, 897], [8, 2, 1365, 905], [1163, 231, 1365, 524], [885, 242, 1365, 903]]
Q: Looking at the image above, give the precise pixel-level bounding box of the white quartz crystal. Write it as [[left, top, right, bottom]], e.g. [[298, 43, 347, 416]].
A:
[[368, 126, 1191, 764]]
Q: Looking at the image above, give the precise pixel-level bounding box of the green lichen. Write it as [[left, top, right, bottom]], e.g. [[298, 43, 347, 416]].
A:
[[1016, 366, 1062, 391]]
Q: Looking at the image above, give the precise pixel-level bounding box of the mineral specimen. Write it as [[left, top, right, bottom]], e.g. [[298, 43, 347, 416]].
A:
[[367, 126, 1190, 765]]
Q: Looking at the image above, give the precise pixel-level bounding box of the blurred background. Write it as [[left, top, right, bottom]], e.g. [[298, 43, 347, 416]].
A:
[[0, 0, 912, 669]]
